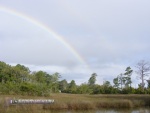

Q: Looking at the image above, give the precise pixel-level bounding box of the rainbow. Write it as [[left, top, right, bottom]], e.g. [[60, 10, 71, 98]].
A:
[[0, 6, 90, 69]]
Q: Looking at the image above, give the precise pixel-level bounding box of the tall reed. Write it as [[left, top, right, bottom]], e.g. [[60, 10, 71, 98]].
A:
[[0, 94, 150, 112]]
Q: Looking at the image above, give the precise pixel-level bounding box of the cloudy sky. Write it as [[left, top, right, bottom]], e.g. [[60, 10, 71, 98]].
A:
[[0, 0, 150, 86]]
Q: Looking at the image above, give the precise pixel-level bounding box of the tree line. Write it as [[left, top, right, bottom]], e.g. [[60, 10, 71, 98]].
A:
[[0, 60, 150, 96]]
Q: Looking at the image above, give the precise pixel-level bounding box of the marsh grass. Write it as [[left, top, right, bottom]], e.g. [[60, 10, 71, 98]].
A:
[[0, 94, 150, 113]]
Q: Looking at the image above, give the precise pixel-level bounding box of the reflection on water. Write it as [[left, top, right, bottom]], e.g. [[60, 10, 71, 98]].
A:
[[48, 108, 150, 113]]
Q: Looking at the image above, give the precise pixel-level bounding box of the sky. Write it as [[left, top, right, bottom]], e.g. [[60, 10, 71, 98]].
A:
[[0, 0, 150, 86]]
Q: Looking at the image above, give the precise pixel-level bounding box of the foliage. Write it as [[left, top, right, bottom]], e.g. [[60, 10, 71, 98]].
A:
[[147, 80, 150, 88], [0, 60, 150, 95], [59, 79, 68, 92], [77, 83, 92, 94], [124, 66, 133, 88], [88, 73, 97, 86], [68, 80, 77, 93]]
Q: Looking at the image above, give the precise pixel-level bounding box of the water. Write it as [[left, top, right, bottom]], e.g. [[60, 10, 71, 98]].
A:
[[47, 108, 150, 113]]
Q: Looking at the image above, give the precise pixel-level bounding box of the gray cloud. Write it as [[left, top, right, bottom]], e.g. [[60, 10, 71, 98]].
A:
[[0, 0, 150, 85]]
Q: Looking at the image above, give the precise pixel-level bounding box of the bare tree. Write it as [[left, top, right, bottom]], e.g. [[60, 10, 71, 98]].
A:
[[135, 60, 150, 90]]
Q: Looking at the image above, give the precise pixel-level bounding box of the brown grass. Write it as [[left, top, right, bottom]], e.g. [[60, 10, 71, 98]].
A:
[[0, 94, 150, 113]]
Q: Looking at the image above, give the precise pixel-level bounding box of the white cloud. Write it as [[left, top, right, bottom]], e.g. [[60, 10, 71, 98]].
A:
[[1, 0, 150, 86]]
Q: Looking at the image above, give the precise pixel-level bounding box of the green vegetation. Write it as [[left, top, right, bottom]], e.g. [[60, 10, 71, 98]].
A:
[[0, 60, 150, 95], [0, 60, 150, 112]]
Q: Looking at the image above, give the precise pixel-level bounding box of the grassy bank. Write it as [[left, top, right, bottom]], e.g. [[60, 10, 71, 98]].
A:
[[43, 94, 150, 110], [0, 94, 150, 113]]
